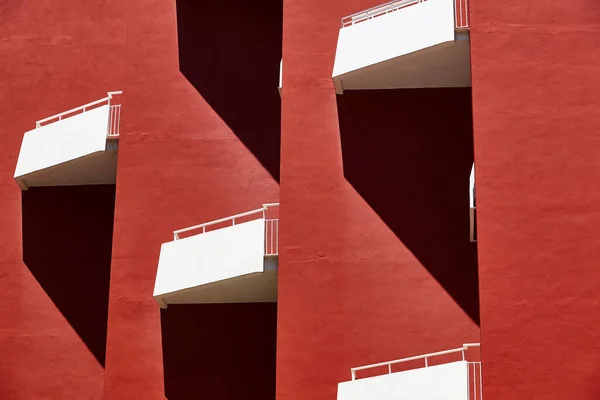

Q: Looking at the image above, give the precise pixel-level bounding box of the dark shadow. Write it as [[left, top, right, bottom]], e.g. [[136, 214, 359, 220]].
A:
[[176, 0, 283, 182], [22, 185, 116, 367], [161, 303, 277, 400], [338, 88, 480, 324]]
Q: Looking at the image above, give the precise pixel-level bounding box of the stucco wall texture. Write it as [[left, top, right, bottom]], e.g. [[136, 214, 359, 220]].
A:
[[0, 1, 124, 399], [5, 0, 599, 399], [470, 0, 600, 399], [0, 0, 280, 399], [278, 1, 479, 400]]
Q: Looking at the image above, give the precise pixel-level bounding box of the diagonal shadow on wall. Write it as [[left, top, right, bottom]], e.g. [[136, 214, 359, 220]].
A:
[[22, 185, 116, 367], [337, 88, 480, 325], [161, 303, 277, 400], [176, 0, 283, 182]]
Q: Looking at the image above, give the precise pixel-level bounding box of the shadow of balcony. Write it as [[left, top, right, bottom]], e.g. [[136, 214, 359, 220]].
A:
[[21, 185, 116, 367], [176, 0, 283, 182], [161, 303, 277, 399], [337, 88, 479, 324]]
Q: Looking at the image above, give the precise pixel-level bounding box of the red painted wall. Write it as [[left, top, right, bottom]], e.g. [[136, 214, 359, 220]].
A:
[[470, 0, 600, 398], [104, 0, 281, 399], [0, 1, 124, 398], [278, 1, 480, 399], [0, 0, 280, 399]]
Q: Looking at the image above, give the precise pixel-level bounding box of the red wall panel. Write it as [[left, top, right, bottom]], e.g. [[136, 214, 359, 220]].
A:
[[104, 0, 281, 399], [470, 0, 600, 398], [0, 0, 281, 399], [0, 1, 125, 398], [278, 1, 480, 399]]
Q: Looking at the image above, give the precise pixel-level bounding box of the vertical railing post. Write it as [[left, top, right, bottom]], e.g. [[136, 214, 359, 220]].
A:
[[270, 220, 274, 254], [424, 357, 428, 367], [388, 364, 392, 374], [479, 363, 483, 400], [474, 363, 477, 399]]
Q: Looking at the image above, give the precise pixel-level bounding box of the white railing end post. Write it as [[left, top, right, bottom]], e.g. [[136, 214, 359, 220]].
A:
[[173, 232, 179, 241]]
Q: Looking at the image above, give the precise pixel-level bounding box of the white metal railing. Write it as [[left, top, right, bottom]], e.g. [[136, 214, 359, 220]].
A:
[[455, 0, 469, 29], [467, 361, 483, 400], [341, 0, 421, 27], [172, 203, 280, 256], [341, 0, 469, 29], [265, 218, 279, 256], [108, 105, 121, 138], [35, 91, 123, 138], [350, 343, 482, 397]]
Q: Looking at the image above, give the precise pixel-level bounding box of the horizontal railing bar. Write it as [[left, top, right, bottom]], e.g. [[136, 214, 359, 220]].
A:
[[174, 207, 266, 235], [351, 343, 480, 376], [36, 96, 110, 125], [36, 91, 123, 126], [341, 0, 470, 29], [262, 203, 280, 208], [352, 346, 466, 372], [172, 203, 280, 240], [341, 0, 419, 26]]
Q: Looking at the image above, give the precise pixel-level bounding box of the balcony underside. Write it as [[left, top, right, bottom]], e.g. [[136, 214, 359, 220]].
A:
[[15, 146, 118, 190], [334, 36, 470, 93]]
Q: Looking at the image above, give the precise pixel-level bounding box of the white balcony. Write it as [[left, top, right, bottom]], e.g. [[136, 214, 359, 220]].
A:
[[153, 204, 279, 308], [338, 343, 482, 400], [470, 163, 476, 242], [332, 0, 470, 94], [14, 92, 122, 190]]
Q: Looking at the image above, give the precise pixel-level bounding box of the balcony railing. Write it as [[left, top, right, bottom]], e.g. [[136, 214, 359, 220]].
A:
[[350, 343, 482, 399], [341, 0, 469, 30], [108, 105, 122, 138], [35, 91, 123, 138], [173, 203, 280, 256]]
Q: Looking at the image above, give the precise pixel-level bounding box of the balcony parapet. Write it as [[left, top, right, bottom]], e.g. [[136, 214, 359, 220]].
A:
[[339, 343, 482, 400], [333, 0, 470, 94], [154, 203, 280, 308], [14, 91, 123, 190]]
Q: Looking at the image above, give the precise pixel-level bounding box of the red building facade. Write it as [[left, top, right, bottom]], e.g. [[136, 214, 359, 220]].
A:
[[0, 0, 599, 399]]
